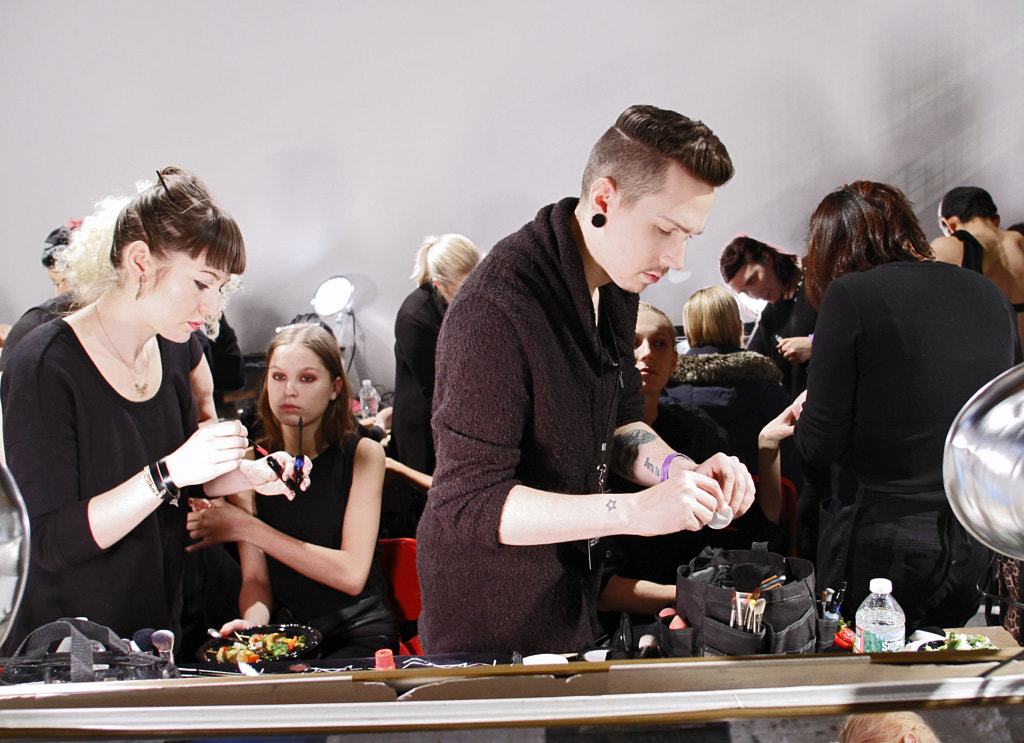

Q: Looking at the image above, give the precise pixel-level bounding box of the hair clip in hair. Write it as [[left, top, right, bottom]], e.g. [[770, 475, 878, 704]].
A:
[[155, 169, 171, 195]]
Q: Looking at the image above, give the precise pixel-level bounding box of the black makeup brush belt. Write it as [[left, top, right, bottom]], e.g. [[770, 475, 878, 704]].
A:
[[666, 543, 818, 657], [0, 617, 175, 684]]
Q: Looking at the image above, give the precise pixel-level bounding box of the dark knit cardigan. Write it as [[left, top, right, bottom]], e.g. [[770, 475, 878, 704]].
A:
[[417, 197, 643, 655]]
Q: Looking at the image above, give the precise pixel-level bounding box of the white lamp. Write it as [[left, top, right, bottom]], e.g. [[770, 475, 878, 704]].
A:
[[311, 275, 357, 370]]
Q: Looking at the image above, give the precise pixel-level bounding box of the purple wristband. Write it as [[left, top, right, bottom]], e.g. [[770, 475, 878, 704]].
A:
[[661, 452, 688, 483]]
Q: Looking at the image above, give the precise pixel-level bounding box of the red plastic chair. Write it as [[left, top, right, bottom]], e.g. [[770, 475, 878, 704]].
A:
[[376, 537, 422, 655], [751, 475, 800, 557], [778, 476, 799, 557]]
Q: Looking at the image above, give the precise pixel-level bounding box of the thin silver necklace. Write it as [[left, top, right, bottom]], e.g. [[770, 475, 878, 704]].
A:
[[94, 303, 151, 396]]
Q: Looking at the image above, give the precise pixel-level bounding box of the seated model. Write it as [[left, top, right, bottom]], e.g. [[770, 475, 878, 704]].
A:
[[188, 325, 399, 659]]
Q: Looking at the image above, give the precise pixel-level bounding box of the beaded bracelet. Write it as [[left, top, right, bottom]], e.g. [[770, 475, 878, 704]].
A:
[[141, 467, 162, 498]]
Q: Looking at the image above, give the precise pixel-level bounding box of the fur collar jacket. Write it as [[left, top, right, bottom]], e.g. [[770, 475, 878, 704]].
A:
[[673, 345, 782, 387]]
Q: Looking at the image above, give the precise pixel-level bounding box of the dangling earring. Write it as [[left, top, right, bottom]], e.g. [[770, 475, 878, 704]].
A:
[[135, 277, 144, 300], [592, 213, 607, 228]]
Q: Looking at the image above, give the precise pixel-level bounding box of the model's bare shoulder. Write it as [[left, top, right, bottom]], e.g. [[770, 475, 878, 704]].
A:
[[930, 235, 964, 265]]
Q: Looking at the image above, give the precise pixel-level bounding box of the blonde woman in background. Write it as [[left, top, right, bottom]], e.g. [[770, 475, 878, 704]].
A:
[[664, 286, 796, 510], [391, 234, 481, 483]]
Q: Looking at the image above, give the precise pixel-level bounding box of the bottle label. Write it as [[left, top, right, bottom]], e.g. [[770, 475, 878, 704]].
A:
[[855, 626, 904, 653]]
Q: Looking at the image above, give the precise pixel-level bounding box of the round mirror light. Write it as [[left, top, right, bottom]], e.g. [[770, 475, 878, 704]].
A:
[[0, 463, 30, 648], [311, 275, 355, 318], [944, 364, 1024, 560]]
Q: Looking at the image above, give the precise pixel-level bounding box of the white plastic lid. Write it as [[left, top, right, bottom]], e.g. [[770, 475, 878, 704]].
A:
[[869, 578, 893, 594], [362, 379, 372, 386]]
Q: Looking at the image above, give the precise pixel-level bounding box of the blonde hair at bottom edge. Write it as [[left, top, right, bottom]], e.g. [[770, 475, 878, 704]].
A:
[[839, 712, 942, 743]]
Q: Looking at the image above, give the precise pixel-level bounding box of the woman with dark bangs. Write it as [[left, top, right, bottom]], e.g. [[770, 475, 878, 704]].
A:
[[0, 167, 302, 651], [782, 181, 1021, 631]]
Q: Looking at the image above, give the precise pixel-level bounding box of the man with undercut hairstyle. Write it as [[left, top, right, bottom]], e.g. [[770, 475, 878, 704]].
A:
[[417, 105, 754, 655]]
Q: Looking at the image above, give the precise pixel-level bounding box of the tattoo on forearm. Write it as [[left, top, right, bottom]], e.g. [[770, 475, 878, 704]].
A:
[[644, 457, 658, 478], [612, 429, 657, 476], [606, 499, 616, 511]]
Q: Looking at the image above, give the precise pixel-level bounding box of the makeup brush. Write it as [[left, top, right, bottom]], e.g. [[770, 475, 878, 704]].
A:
[[151, 629, 181, 678], [292, 417, 305, 491], [732, 564, 764, 593], [151, 629, 175, 662], [638, 634, 660, 658]]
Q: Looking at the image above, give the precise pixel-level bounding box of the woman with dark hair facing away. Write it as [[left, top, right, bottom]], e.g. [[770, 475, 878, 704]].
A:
[[784, 181, 1020, 631], [933, 186, 1024, 350], [391, 233, 481, 480], [187, 325, 399, 659], [0, 167, 304, 652], [720, 235, 816, 401]]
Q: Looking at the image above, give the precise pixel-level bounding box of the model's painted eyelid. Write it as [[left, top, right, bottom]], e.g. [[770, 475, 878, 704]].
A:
[[271, 372, 286, 381]]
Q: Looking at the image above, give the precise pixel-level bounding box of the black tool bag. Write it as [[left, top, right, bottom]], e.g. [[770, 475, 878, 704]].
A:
[[0, 618, 176, 684], [669, 544, 817, 657]]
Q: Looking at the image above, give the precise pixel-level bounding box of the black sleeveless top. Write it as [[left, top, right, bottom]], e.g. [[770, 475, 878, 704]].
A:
[[256, 434, 389, 620]]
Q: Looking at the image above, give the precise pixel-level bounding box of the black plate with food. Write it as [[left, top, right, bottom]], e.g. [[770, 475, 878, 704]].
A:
[[197, 624, 322, 664]]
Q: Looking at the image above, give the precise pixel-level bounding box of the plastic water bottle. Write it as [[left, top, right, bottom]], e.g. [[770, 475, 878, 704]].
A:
[[359, 379, 380, 421], [854, 578, 905, 653]]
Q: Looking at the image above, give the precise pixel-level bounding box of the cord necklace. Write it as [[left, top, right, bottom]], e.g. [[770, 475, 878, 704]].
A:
[[94, 303, 151, 396]]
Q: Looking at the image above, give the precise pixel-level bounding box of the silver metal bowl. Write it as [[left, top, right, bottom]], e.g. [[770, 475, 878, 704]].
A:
[[0, 462, 30, 647], [944, 364, 1024, 559]]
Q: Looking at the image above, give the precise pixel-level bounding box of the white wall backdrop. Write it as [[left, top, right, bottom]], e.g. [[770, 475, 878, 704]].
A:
[[2, 0, 1023, 391]]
